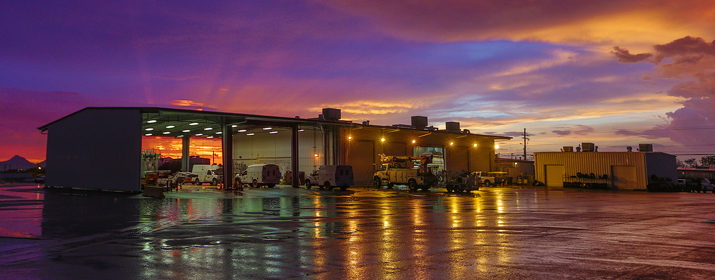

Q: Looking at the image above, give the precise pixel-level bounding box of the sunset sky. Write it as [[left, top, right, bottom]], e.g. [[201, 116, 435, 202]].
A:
[[2, 0, 714, 163]]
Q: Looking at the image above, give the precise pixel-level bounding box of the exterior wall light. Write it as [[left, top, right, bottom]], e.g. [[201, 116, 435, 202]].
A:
[[314, 153, 319, 157], [495, 144, 500, 149], [412, 140, 416, 144], [473, 143, 478, 147], [381, 138, 385, 142], [348, 136, 352, 140], [450, 142, 454, 146]]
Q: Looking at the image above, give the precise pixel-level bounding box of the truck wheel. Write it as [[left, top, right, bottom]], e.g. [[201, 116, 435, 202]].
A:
[[446, 185, 453, 193], [372, 177, 381, 189], [268, 183, 275, 188], [252, 179, 258, 188], [421, 186, 429, 191], [211, 179, 218, 186], [387, 183, 395, 189], [305, 180, 312, 189], [194, 179, 200, 185], [484, 180, 491, 187], [408, 180, 418, 191], [325, 182, 332, 190], [339, 185, 348, 191]]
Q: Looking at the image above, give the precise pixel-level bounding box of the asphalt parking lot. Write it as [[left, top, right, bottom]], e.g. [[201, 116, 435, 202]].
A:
[[1, 183, 715, 279]]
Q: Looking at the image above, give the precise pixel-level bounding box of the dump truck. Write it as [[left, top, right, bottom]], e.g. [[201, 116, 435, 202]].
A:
[[372, 154, 439, 191]]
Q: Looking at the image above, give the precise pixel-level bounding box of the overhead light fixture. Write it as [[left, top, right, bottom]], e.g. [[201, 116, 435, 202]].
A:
[[269, 131, 278, 134], [238, 129, 246, 133], [145, 133, 152, 136], [189, 122, 199, 126], [163, 132, 170, 134], [298, 129, 304, 132], [204, 127, 213, 130], [247, 133, 254, 136], [177, 135, 184, 138], [182, 130, 190, 133], [263, 127, 272, 130], [145, 128, 153, 131], [196, 133, 203, 136], [147, 120, 157, 123], [216, 132, 222, 134], [166, 125, 175, 129], [231, 125, 238, 128], [207, 136, 214, 139]]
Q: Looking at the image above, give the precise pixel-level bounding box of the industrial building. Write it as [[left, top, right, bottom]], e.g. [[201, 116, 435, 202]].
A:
[[534, 144, 677, 190], [39, 107, 509, 191]]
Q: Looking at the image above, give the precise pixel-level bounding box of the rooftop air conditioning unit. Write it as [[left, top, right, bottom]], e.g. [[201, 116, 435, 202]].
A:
[[411, 116, 428, 129], [638, 144, 653, 152], [582, 143, 595, 152], [322, 108, 341, 121], [563, 146, 573, 152], [446, 122, 460, 132]]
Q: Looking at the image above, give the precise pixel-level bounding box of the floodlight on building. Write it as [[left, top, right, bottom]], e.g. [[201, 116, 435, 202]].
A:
[[263, 127, 272, 130], [247, 133, 254, 136], [495, 144, 500, 149], [147, 120, 157, 123], [314, 153, 319, 157], [182, 130, 190, 133], [189, 122, 199, 126], [238, 129, 246, 133], [381, 138, 385, 142], [412, 140, 416, 144], [204, 127, 213, 130], [348, 136, 353, 140], [450, 142, 454, 146], [145, 128, 153, 131], [473, 143, 478, 147], [514, 162, 518, 166], [163, 132, 170, 135], [166, 125, 175, 129], [269, 131, 278, 134]]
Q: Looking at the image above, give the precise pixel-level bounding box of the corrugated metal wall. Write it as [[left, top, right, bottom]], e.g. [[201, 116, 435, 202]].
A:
[[535, 152, 648, 190]]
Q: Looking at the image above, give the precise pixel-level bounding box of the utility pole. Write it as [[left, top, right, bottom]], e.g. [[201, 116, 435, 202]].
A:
[[522, 128, 530, 160]]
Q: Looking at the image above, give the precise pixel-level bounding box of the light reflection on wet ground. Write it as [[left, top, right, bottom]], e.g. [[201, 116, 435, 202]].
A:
[[1, 183, 715, 279]]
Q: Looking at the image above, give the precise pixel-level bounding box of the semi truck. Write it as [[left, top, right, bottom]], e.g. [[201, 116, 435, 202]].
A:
[[372, 154, 439, 191]]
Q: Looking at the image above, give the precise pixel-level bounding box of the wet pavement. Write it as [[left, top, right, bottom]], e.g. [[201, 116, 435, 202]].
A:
[[1, 183, 715, 279]]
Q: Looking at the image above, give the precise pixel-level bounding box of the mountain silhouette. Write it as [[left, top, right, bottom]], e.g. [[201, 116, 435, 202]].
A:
[[0, 155, 40, 171]]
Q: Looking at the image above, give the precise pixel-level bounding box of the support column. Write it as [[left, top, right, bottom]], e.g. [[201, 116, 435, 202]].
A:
[[323, 127, 329, 166], [333, 127, 340, 165], [222, 124, 233, 189], [291, 124, 300, 188], [182, 136, 190, 172]]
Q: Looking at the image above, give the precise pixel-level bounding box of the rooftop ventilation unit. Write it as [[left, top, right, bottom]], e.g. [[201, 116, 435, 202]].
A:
[[563, 146, 573, 152], [582, 143, 595, 152], [411, 116, 428, 129], [322, 108, 341, 121], [446, 121, 460, 132], [638, 144, 653, 152]]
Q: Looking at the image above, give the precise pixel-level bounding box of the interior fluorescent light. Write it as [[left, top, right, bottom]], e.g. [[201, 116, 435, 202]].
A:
[[238, 129, 246, 133], [145, 128, 153, 131], [166, 125, 175, 129], [163, 132, 170, 134], [247, 133, 254, 136], [196, 133, 203, 136], [145, 133, 152, 136], [263, 127, 272, 130], [147, 120, 157, 123], [189, 122, 199, 126], [231, 125, 238, 128], [204, 127, 213, 130], [269, 131, 278, 134], [182, 130, 190, 132], [207, 136, 214, 139], [177, 135, 184, 137], [298, 129, 304, 132], [216, 132, 222, 134]]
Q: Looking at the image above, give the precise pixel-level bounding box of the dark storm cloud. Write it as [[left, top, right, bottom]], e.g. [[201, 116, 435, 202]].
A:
[[611, 46, 652, 63], [551, 125, 595, 136], [552, 130, 571, 136], [653, 36, 715, 64]]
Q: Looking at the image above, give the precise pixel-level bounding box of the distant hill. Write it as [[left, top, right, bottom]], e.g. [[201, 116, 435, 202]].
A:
[[0, 155, 40, 171]]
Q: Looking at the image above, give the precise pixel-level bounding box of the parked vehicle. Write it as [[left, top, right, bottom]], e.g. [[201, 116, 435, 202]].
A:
[[445, 170, 480, 193], [686, 178, 715, 193], [235, 164, 281, 188], [472, 171, 507, 187], [191, 164, 222, 186], [372, 154, 438, 191], [305, 165, 354, 190]]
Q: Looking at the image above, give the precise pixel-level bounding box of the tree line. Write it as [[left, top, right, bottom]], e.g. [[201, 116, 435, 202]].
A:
[[677, 155, 715, 168]]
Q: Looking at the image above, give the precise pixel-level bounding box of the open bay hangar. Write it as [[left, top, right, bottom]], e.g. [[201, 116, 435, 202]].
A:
[[39, 107, 510, 191]]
